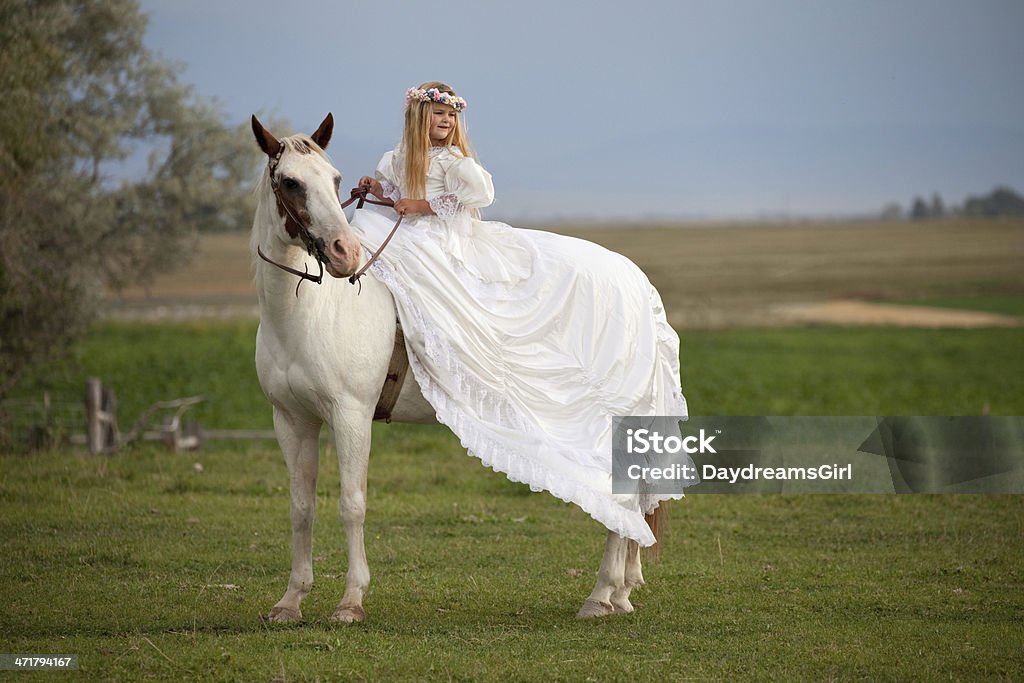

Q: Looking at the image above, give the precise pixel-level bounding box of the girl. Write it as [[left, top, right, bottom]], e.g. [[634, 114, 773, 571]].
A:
[[352, 81, 694, 547]]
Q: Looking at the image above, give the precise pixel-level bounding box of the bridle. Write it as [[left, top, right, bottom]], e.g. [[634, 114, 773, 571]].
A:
[[257, 148, 405, 296]]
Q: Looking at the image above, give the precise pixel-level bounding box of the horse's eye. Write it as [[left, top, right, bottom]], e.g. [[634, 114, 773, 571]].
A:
[[282, 177, 299, 190]]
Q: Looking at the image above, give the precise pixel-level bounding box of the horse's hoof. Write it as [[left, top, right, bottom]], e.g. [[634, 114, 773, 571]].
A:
[[576, 599, 615, 619], [330, 604, 366, 624], [266, 606, 302, 623], [611, 598, 635, 614]]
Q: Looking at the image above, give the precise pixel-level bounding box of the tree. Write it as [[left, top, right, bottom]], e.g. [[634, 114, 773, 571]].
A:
[[909, 197, 930, 220], [962, 186, 1024, 217], [0, 0, 262, 403], [880, 202, 903, 221], [929, 192, 945, 219]]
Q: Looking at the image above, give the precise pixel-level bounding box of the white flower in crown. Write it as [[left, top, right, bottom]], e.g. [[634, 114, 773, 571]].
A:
[[405, 87, 468, 112]]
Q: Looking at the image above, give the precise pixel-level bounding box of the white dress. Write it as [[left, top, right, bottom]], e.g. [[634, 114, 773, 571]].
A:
[[351, 145, 692, 546]]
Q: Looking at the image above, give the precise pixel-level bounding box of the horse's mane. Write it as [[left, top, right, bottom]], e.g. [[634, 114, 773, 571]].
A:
[[281, 134, 329, 159]]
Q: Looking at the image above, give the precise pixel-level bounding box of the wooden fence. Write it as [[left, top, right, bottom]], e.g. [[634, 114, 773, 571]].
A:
[[3, 378, 275, 453]]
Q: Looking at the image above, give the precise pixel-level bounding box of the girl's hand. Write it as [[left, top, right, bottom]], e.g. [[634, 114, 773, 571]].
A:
[[358, 176, 383, 199], [393, 199, 433, 216]]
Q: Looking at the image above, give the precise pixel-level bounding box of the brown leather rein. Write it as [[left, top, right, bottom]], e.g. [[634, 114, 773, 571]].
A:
[[257, 182, 405, 296]]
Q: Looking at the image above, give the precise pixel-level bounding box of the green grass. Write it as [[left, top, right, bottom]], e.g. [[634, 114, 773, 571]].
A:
[[2, 321, 1023, 680], [683, 326, 1023, 415], [10, 321, 1023, 428], [886, 293, 1024, 318], [22, 320, 269, 431], [2, 445, 1022, 680]]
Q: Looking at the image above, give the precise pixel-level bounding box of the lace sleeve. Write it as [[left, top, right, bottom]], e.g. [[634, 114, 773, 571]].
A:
[[379, 177, 401, 202], [374, 150, 402, 201], [428, 192, 465, 219]]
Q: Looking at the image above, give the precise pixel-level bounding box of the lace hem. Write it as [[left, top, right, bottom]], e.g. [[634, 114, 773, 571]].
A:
[[428, 193, 464, 219], [379, 178, 401, 202], [369, 257, 691, 546]]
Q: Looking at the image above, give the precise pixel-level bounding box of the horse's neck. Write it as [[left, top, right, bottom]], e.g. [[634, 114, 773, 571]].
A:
[[255, 254, 343, 342], [252, 199, 335, 336], [251, 193, 388, 351]]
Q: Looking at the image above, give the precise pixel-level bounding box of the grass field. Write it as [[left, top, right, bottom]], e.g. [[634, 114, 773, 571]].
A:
[[10, 321, 1024, 431], [2, 441, 1022, 680], [2, 321, 1023, 680], [3, 218, 1023, 680], [107, 218, 1024, 328], [887, 294, 1024, 318]]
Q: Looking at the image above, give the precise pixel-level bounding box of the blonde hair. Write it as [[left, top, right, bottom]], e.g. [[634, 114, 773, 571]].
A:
[[401, 81, 476, 200]]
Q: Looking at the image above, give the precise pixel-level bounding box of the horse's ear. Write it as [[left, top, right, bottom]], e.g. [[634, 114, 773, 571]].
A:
[[311, 113, 333, 150], [251, 114, 282, 158]]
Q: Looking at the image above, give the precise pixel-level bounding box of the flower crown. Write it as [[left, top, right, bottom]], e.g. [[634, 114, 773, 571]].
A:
[[405, 86, 468, 112]]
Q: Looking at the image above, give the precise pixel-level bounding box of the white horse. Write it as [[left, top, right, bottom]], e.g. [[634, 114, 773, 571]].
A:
[[250, 114, 660, 623]]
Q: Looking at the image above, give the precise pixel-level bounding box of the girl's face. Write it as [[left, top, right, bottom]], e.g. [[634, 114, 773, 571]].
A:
[[428, 105, 457, 145]]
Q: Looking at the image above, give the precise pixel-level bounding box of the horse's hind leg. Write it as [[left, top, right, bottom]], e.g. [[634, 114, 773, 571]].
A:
[[611, 539, 644, 613], [268, 408, 321, 623], [577, 531, 628, 619], [329, 411, 372, 624]]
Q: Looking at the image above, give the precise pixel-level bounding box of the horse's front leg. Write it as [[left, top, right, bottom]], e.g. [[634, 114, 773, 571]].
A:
[[267, 407, 321, 623], [329, 409, 373, 624]]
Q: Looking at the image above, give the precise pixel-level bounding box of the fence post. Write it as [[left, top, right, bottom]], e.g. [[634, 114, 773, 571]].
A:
[[85, 378, 118, 454]]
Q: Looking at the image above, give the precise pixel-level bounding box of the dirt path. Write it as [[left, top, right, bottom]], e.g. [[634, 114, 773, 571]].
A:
[[100, 298, 1022, 328], [770, 300, 1022, 328]]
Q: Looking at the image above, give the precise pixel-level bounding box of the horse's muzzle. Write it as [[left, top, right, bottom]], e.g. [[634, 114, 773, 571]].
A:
[[325, 241, 363, 278]]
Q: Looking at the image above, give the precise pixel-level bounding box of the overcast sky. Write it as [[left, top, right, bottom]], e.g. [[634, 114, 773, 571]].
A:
[[139, 0, 1024, 221]]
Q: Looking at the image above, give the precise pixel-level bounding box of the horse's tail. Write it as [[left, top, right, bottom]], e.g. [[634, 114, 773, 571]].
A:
[[644, 503, 669, 560]]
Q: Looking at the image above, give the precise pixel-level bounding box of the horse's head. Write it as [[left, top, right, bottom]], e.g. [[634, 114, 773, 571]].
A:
[[251, 113, 362, 279]]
